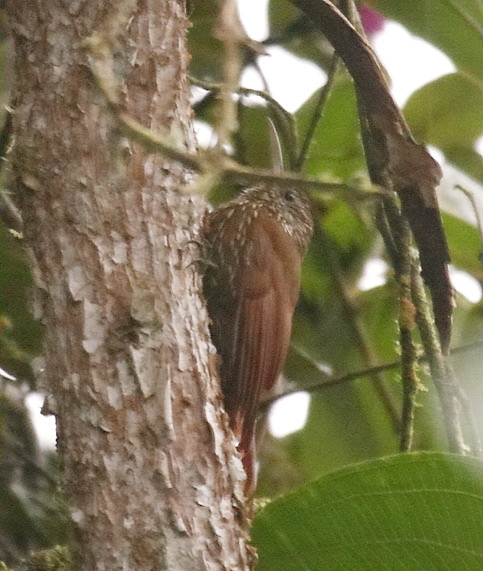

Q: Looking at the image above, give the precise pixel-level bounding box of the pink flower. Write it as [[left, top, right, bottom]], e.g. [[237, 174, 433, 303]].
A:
[[359, 3, 385, 36]]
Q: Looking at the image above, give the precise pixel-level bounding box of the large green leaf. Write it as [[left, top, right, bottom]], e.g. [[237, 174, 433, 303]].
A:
[[369, 0, 483, 81], [253, 452, 483, 571], [404, 73, 483, 181]]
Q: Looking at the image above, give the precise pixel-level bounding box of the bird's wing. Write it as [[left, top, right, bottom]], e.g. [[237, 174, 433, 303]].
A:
[[219, 213, 301, 448]]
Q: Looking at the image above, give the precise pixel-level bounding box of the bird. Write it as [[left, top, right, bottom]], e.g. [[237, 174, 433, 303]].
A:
[[202, 184, 313, 493]]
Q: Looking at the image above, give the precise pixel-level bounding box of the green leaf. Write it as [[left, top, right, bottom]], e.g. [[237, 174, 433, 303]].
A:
[[234, 99, 298, 171], [187, 0, 224, 82], [235, 104, 275, 170], [369, 0, 483, 81], [404, 73, 483, 180], [253, 452, 483, 571], [0, 226, 41, 381], [296, 76, 366, 180], [443, 213, 483, 279]]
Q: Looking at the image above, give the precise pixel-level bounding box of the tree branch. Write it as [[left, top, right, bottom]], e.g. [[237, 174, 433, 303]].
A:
[[291, 0, 453, 354], [260, 340, 483, 410]]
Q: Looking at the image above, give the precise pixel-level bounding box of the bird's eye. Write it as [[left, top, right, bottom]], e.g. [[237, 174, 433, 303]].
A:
[[284, 190, 296, 202]]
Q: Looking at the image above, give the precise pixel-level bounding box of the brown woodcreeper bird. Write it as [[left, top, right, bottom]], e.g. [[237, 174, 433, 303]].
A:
[[202, 184, 313, 493]]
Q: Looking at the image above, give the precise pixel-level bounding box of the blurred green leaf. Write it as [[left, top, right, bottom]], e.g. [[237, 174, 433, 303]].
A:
[[235, 98, 298, 170], [404, 73, 483, 180], [443, 212, 483, 278], [0, 226, 41, 381], [451, 304, 483, 440], [253, 453, 483, 571], [405, 73, 483, 149], [187, 0, 225, 82], [235, 104, 275, 170], [369, 0, 483, 81], [296, 76, 366, 180]]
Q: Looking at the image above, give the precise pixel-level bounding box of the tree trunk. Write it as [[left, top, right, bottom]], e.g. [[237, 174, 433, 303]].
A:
[[6, 1, 251, 569]]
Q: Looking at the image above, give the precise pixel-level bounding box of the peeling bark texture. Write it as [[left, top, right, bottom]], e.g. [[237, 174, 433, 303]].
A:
[[6, 1, 252, 570]]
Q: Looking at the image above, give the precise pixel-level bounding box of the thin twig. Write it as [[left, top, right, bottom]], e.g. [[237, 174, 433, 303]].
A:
[[190, 76, 294, 128], [221, 166, 381, 197], [86, 34, 388, 201], [110, 108, 386, 200], [190, 77, 299, 171], [118, 114, 381, 199], [295, 53, 340, 172], [260, 339, 483, 411], [0, 187, 23, 232], [396, 224, 421, 453], [118, 113, 202, 171], [375, 194, 422, 452], [215, 0, 244, 150]]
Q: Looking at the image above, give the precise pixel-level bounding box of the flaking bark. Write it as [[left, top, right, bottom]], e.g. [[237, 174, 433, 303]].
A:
[[6, 1, 252, 569]]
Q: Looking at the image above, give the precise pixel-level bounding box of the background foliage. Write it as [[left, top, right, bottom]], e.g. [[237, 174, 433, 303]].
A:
[[0, 0, 481, 568]]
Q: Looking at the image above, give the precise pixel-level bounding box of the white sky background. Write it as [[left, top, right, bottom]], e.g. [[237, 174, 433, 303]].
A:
[[27, 1, 482, 447], [238, 0, 456, 109]]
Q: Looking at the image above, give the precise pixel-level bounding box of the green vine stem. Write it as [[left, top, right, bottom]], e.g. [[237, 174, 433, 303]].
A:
[[411, 267, 482, 457], [375, 196, 421, 452]]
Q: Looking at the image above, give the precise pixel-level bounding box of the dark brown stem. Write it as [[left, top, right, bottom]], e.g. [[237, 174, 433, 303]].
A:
[[292, 0, 453, 354]]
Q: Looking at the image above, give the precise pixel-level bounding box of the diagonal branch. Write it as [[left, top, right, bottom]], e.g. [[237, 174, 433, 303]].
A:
[[291, 0, 453, 354]]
